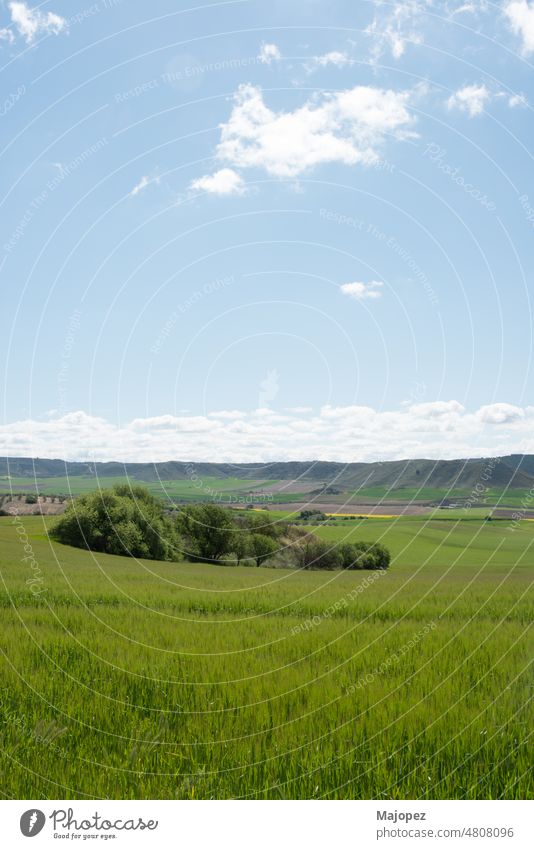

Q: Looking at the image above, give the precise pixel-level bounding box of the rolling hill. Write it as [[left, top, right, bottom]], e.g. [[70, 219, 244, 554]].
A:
[[1, 454, 533, 491]]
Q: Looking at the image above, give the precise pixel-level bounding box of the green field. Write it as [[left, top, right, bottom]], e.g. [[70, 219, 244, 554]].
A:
[[0, 475, 278, 502], [3, 475, 534, 510], [0, 514, 532, 799], [343, 486, 534, 507]]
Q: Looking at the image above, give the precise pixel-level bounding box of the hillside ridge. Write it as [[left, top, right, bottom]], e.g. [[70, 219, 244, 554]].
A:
[[1, 454, 533, 490]]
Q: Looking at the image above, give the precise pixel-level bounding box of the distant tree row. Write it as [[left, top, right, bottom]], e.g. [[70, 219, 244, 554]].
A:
[[0, 493, 68, 505], [49, 486, 390, 571]]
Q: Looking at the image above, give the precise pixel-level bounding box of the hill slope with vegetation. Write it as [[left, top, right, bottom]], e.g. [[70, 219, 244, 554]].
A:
[[2, 454, 534, 490]]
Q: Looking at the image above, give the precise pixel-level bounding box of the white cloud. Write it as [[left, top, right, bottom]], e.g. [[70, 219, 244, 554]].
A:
[[130, 175, 160, 197], [447, 84, 492, 116], [508, 92, 528, 107], [365, 0, 428, 60], [258, 42, 281, 64], [314, 50, 353, 66], [130, 176, 149, 196], [190, 168, 246, 196], [476, 403, 524, 424], [451, 1, 489, 15], [409, 400, 465, 417], [215, 83, 415, 179], [504, 0, 534, 55], [1, 403, 533, 462], [364, 1, 490, 60], [305, 50, 354, 72], [452, 2, 478, 12], [447, 83, 525, 116], [341, 281, 384, 300], [8, 2, 67, 44], [0, 27, 15, 43]]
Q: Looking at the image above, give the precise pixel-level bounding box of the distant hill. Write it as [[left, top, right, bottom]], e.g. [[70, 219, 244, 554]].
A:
[[1, 455, 533, 491]]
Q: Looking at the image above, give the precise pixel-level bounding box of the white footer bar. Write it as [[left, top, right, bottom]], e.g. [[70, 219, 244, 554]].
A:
[[3, 800, 532, 848]]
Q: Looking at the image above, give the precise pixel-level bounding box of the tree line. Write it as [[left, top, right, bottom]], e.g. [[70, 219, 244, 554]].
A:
[[49, 485, 390, 571]]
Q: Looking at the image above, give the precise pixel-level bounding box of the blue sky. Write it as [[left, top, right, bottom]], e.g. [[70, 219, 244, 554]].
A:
[[1, 0, 534, 461]]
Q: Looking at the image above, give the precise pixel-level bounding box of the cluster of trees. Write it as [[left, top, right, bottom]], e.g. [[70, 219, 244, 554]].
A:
[[176, 504, 282, 566], [50, 486, 390, 571], [295, 537, 390, 570], [297, 509, 328, 522], [49, 486, 181, 561]]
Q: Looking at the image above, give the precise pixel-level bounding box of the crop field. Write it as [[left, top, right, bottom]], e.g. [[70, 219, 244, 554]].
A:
[[346, 486, 534, 508], [0, 514, 532, 800], [4, 474, 534, 515], [307, 486, 534, 508], [0, 476, 277, 502]]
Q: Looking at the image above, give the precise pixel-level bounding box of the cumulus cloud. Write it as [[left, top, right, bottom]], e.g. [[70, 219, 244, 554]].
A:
[[258, 42, 281, 64], [7, 2, 67, 44], [475, 403, 524, 424], [1, 403, 531, 463], [190, 168, 246, 196], [504, 0, 534, 55], [447, 83, 526, 116], [408, 400, 465, 417], [214, 83, 415, 179], [447, 84, 492, 116], [341, 281, 384, 300]]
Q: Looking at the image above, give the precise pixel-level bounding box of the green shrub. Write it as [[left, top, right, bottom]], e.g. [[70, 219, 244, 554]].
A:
[[299, 538, 344, 570], [298, 509, 326, 522], [49, 485, 181, 562], [262, 548, 301, 569], [339, 541, 390, 570]]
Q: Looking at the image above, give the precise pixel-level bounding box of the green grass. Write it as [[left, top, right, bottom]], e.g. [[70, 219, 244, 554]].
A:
[[0, 515, 532, 800]]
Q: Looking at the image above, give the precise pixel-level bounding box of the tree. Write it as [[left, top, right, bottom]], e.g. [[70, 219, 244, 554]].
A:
[[249, 533, 278, 566], [232, 532, 253, 565], [177, 503, 236, 562], [49, 485, 181, 562], [241, 512, 286, 540]]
